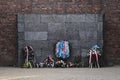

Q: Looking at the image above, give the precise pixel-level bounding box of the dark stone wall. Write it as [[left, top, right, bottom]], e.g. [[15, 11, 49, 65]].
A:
[[18, 14, 103, 66], [0, 0, 119, 66]]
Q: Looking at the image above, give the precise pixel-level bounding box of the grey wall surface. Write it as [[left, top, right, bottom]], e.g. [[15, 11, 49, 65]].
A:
[[18, 14, 103, 66]]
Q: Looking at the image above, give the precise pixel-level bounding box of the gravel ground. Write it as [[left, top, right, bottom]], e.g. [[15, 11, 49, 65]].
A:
[[0, 67, 120, 80]]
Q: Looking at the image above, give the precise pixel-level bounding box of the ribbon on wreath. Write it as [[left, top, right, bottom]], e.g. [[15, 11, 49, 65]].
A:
[[89, 45, 101, 64]]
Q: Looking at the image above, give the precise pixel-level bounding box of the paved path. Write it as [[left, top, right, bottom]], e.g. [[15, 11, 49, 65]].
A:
[[0, 67, 120, 80]]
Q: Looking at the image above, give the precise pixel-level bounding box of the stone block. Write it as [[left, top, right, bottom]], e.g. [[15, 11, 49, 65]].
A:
[[97, 40, 103, 48], [85, 22, 97, 31], [86, 31, 98, 40], [18, 23, 24, 32], [48, 23, 65, 32], [18, 40, 25, 66], [41, 14, 66, 23], [18, 40, 25, 48], [87, 40, 98, 48], [34, 49, 42, 57], [18, 49, 24, 59], [96, 14, 103, 22], [18, 32, 24, 40], [24, 14, 41, 23], [48, 23, 66, 40], [65, 22, 80, 40], [96, 22, 103, 40], [48, 40, 58, 52], [97, 32, 103, 40], [69, 40, 80, 49], [85, 14, 96, 22], [25, 32, 48, 40], [79, 31, 98, 40], [66, 31, 80, 40], [48, 32, 66, 40], [65, 22, 80, 32], [79, 31, 86, 40], [79, 40, 88, 48], [70, 49, 80, 56], [81, 49, 88, 57], [25, 22, 48, 31], [81, 48, 89, 67], [18, 14, 24, 23], [78, 22, 85, 31], [80, 39, 97, 48], [97, 22, 103, 32], [66, 14, 85, 22], [25, 40, 49, 50]]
